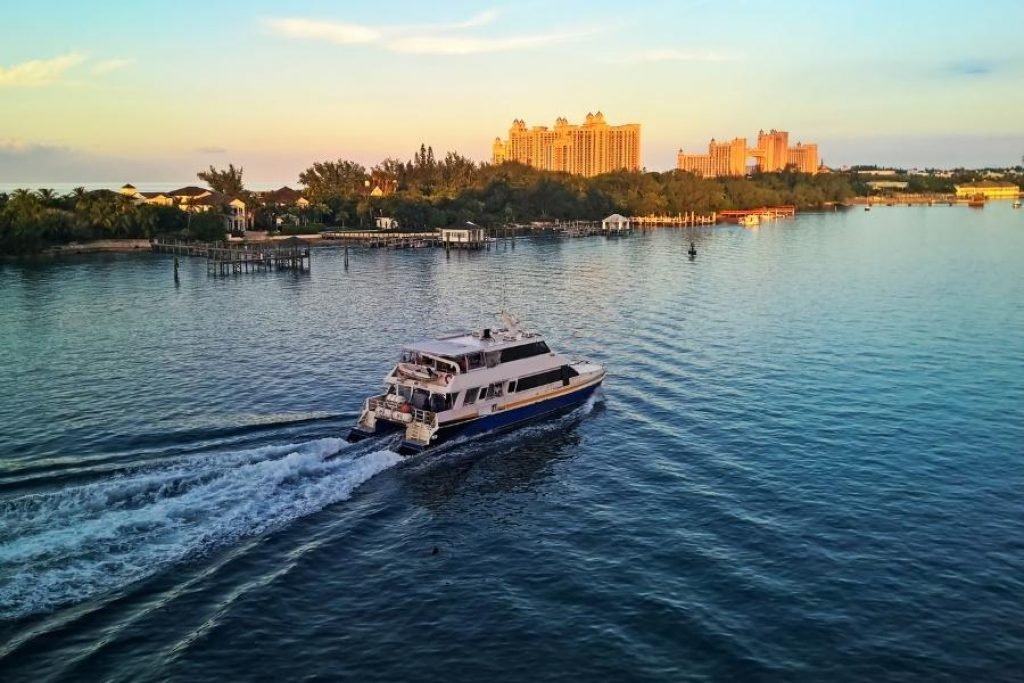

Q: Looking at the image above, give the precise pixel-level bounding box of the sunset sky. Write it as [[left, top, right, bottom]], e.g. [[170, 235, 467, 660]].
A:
[[2, 0, 1023, 184]]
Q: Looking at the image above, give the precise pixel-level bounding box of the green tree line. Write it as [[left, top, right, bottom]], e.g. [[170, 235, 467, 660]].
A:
[[0, 188, 228, 255], [299, 144, 858, 229]]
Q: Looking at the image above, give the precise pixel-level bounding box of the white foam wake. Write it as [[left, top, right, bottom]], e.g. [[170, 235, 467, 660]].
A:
[[0, 438, 400, 620]]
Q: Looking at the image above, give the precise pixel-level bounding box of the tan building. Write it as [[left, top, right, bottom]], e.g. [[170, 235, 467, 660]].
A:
[[119, 183, 254, 232], [954, 181, 1021, 199], [492, 112, 641, 176], [676, 129, 820, 177], [787, 142, 819, 174]]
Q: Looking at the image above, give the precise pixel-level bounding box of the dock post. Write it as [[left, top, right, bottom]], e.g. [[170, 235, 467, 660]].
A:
[[344, 245, 349, 269], [173, 256, 180, 283]]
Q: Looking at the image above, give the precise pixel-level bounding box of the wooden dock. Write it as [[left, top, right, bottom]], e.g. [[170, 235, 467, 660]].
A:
[[630, 212, 718, 228], [717, 206, 796, 222], [152, 238, 311, 274], [320, 231, 441, 248]]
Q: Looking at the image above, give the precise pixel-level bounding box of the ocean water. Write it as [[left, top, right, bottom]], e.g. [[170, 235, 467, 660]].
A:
[[1, 207, 1023, 681]]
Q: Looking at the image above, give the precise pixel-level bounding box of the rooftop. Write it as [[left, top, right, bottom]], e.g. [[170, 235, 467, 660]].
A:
[[955, 180, 1019, 189], [403, 329, 544, 356]]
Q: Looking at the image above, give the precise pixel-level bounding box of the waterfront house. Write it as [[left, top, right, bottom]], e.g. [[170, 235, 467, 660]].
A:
[[119, 183, 252, 232], [258, 186, 311, 226], [189, 192, 252, 232], [953, 181, 1020, 200], [375, 216, 400, 230], [259, 186, 310, 209]]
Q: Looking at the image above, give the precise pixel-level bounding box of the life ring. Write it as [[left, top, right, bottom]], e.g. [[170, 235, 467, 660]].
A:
[[399, 403, 411, 413]]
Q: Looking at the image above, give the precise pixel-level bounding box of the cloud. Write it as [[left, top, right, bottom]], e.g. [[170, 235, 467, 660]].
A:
[[195, 146, 228, 154], [267, 18, 381, 44], [264, 9, 596, 55], [0, 53, 85, 87], [392, 30, 599, 55], [621, 48, 744, 63], [943, 60, 995, 78], [91, 58, 134, 75], [0, 139, 188, 184]]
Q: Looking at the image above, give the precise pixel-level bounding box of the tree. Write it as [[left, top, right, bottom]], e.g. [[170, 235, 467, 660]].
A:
[[197, 163, 245, 196], [299, 159, 367, 198]]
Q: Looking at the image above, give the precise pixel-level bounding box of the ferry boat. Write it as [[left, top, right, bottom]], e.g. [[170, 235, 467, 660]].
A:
[[347, 314, 605, 455]]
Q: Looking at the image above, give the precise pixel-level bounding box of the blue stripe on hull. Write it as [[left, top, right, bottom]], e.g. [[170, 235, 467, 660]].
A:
[[400, 381, 600, 453]]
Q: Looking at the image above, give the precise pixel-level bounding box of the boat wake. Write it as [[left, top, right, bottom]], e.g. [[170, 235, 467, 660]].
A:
[[0, 438, 400, 620]]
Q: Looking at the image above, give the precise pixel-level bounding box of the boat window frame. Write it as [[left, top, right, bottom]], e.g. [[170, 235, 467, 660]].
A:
[[514, 367, 565, 393], [498, 341, 551, 364], [463, 387, 480, 406]]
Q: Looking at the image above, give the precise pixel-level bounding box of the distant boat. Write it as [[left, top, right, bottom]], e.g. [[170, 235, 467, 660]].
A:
[[968, 194, 985, 208], [739, 214, 760, 227], [1014, 199, 1021, 209], [864, 204, 872, 212]]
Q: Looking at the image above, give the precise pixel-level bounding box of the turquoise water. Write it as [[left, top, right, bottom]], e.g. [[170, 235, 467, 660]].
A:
[[1, 207, 1023, 680]]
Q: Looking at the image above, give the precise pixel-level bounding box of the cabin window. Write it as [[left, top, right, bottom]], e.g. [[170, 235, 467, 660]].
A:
[[411, 388, 430, 410], [499, 341, 551, 364], [465, 353, 483, 370], [514, 368, 565, 392], [489, 383, 504, 398], [463, 387, 480, 405], [508, 380, 517, 393]]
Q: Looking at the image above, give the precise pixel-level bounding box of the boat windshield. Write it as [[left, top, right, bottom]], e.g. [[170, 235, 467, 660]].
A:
[[400, 387, 457, 412]]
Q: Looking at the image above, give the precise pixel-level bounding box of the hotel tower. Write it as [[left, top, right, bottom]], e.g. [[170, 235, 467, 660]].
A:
[[492, 112, 641, 177]]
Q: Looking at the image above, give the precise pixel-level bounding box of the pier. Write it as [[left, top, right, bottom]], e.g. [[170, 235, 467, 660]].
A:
[[716, 206, 796, 222], [152, 238, 311, 274], [630, 212, 719, 228], [320, 231, 441, 248]]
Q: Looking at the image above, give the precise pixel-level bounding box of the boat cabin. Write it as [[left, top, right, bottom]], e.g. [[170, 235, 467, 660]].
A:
[[397, 330, 551, 376]]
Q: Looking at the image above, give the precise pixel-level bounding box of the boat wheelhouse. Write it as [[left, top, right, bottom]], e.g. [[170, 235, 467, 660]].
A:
[[347, 314, 605, 454]]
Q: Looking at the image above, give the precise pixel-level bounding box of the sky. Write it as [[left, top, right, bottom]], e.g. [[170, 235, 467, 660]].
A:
[[2, 0, 1024, 185]]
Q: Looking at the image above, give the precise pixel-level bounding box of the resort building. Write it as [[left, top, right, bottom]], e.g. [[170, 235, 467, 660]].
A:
[[491, 112, 641, 177], [953, 181, 1020, 199], [676, 129, 820, 177]]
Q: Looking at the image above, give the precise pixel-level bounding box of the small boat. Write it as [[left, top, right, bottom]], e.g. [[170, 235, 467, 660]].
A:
[[864, 204, 872, 211], [968, 194, 985, 208], [739, 214, 760, 226], [1013, 199, 1021, 209], [347, 313, 606, 455]]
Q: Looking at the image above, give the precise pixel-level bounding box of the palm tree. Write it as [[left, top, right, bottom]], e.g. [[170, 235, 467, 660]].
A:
[[35, 188, 58, 206]]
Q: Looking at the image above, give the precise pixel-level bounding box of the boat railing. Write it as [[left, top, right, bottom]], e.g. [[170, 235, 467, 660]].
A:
[[367, 397, 435, 426], [411, 408, 437, 426]]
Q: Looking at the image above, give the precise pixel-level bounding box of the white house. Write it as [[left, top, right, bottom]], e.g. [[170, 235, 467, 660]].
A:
[[440, 221, 486, 246], [375, 216, 400, 230]]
